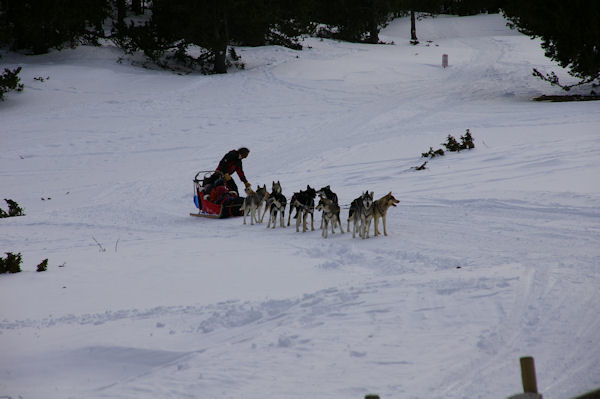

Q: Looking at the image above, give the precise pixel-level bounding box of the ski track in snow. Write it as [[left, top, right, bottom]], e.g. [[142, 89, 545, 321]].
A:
[[1, 14, 599, 399]]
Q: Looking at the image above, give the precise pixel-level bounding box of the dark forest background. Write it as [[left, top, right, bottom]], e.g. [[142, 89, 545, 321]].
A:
[[0, 0, 598, 89]]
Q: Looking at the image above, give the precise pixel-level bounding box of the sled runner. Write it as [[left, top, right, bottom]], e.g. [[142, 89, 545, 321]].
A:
[[191, 171, 245, 219]]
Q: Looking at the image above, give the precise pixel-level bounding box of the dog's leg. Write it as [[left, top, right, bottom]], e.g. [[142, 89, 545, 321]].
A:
[[337, 213, 344, 234], [296, 210, 301, 232], [360, 215, 369, 239], [254, 203, 261, 225], [360, 215, 365, 239], [373, 214, 380, 236], [273, 209, 279, 229], [310, 211, 315, 231], [255, 202, 261, 224], [287, 206, 292, 226], [302, 210, 308, 232], [347, 209, 352, 234], [364, 215, 372, 239], [243, 200, 248, 224], [382, 213, 388, 236], [260, 203, 268, 223], [280, 208, 285, 228]]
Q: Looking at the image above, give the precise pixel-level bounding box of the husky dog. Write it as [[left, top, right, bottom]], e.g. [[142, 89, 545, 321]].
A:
[[260, 181, 282, 223], [265, 181, 287, 228], [242, 184, 268, 225], [316, 197, 342, 238], [347, 191, 374, 239], [316, 185, 339, 205], [372, 192, 400, 236], [316, 185, 343, 232], [288, 185, 317, 232]]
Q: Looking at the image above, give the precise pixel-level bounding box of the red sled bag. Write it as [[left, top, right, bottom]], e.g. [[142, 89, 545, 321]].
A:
[[191, 172, 244, 219]]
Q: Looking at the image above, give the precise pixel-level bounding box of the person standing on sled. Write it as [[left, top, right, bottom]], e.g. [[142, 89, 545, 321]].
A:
[[206, 147, 251, 195]]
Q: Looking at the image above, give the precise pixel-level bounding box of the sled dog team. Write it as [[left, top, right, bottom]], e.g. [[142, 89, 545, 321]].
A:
[[242, 182, 399, 239]]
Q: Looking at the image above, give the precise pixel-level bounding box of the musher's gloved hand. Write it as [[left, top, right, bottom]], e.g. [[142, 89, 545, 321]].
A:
[[244, 181, 251, 188], [224, 173, 231, 181]]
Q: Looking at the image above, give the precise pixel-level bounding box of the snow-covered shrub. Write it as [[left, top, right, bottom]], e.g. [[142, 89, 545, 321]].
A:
[[0, 199, 25, 218], [0, 67, 24, 101], [37, 259, 48, 272], [0, 252, 22, 274]]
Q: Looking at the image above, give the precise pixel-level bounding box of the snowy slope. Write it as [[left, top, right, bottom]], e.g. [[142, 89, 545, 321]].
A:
[[1, 14, 599, 399]]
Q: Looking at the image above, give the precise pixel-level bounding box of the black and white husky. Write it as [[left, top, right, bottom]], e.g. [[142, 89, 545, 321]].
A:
[[242, 185, 268, 225], [316, 185, 343, 235], [348, 191, 374, 239], [265, 181, 287, 228], [316, 197, 343, 238], [316, 185, 339, 205], [288, 185, 316, 232]]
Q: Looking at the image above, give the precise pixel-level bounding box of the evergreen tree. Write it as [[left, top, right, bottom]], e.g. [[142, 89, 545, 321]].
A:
[[443, 134, 462, 152], [0, 252, 22, 274], [0, 67, 24, 101], [144, 0, 311, 73], [442, 0, 503, 15], [503, 0, 600, 90], [150, 0, 232, 73], [131, 0, 142, 15], [0, 0, 109, 54], [394, 0, 444, 44], [313, 0, 397, 43], [37, 259, 48, 272]]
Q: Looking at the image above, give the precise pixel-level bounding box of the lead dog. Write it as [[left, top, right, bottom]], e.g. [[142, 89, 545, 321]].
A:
[[265, 181, 287, 228], [242, 185, 268, 225], [288, 185, 316, 232], [372, 192, 399, 236], [348, 191, 374, 239], [316, 197, 342, 238]]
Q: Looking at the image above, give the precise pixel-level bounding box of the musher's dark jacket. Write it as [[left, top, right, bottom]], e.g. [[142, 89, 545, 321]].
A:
[[216, 149, 248, 184]]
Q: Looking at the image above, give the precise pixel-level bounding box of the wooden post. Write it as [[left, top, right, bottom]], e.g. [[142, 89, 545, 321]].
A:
[[442, 54, 449, 68], [365, 395, 380, 399], [520, 356, 538, 394]]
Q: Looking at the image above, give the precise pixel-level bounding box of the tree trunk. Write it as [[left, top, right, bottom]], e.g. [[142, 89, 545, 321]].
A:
[[116, 0, 126, 29], [367, 0, 379, 44], [410, 10, 419, 44], [212, 0, 229, 74], [214, 47, 227, 74], [131, 0, 142, 15]]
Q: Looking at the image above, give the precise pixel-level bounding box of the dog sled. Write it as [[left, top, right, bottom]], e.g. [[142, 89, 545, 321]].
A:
[[191, 171, 245, 219]]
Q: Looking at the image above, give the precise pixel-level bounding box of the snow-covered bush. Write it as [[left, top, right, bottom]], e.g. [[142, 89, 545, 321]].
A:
[[0, 252, 22, 274], [0, 199, 25, 218], [0, 67, 24, 101]]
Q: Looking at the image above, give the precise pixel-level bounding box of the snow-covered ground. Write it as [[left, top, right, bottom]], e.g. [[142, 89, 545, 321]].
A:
[[1, 14, 599, 399]]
